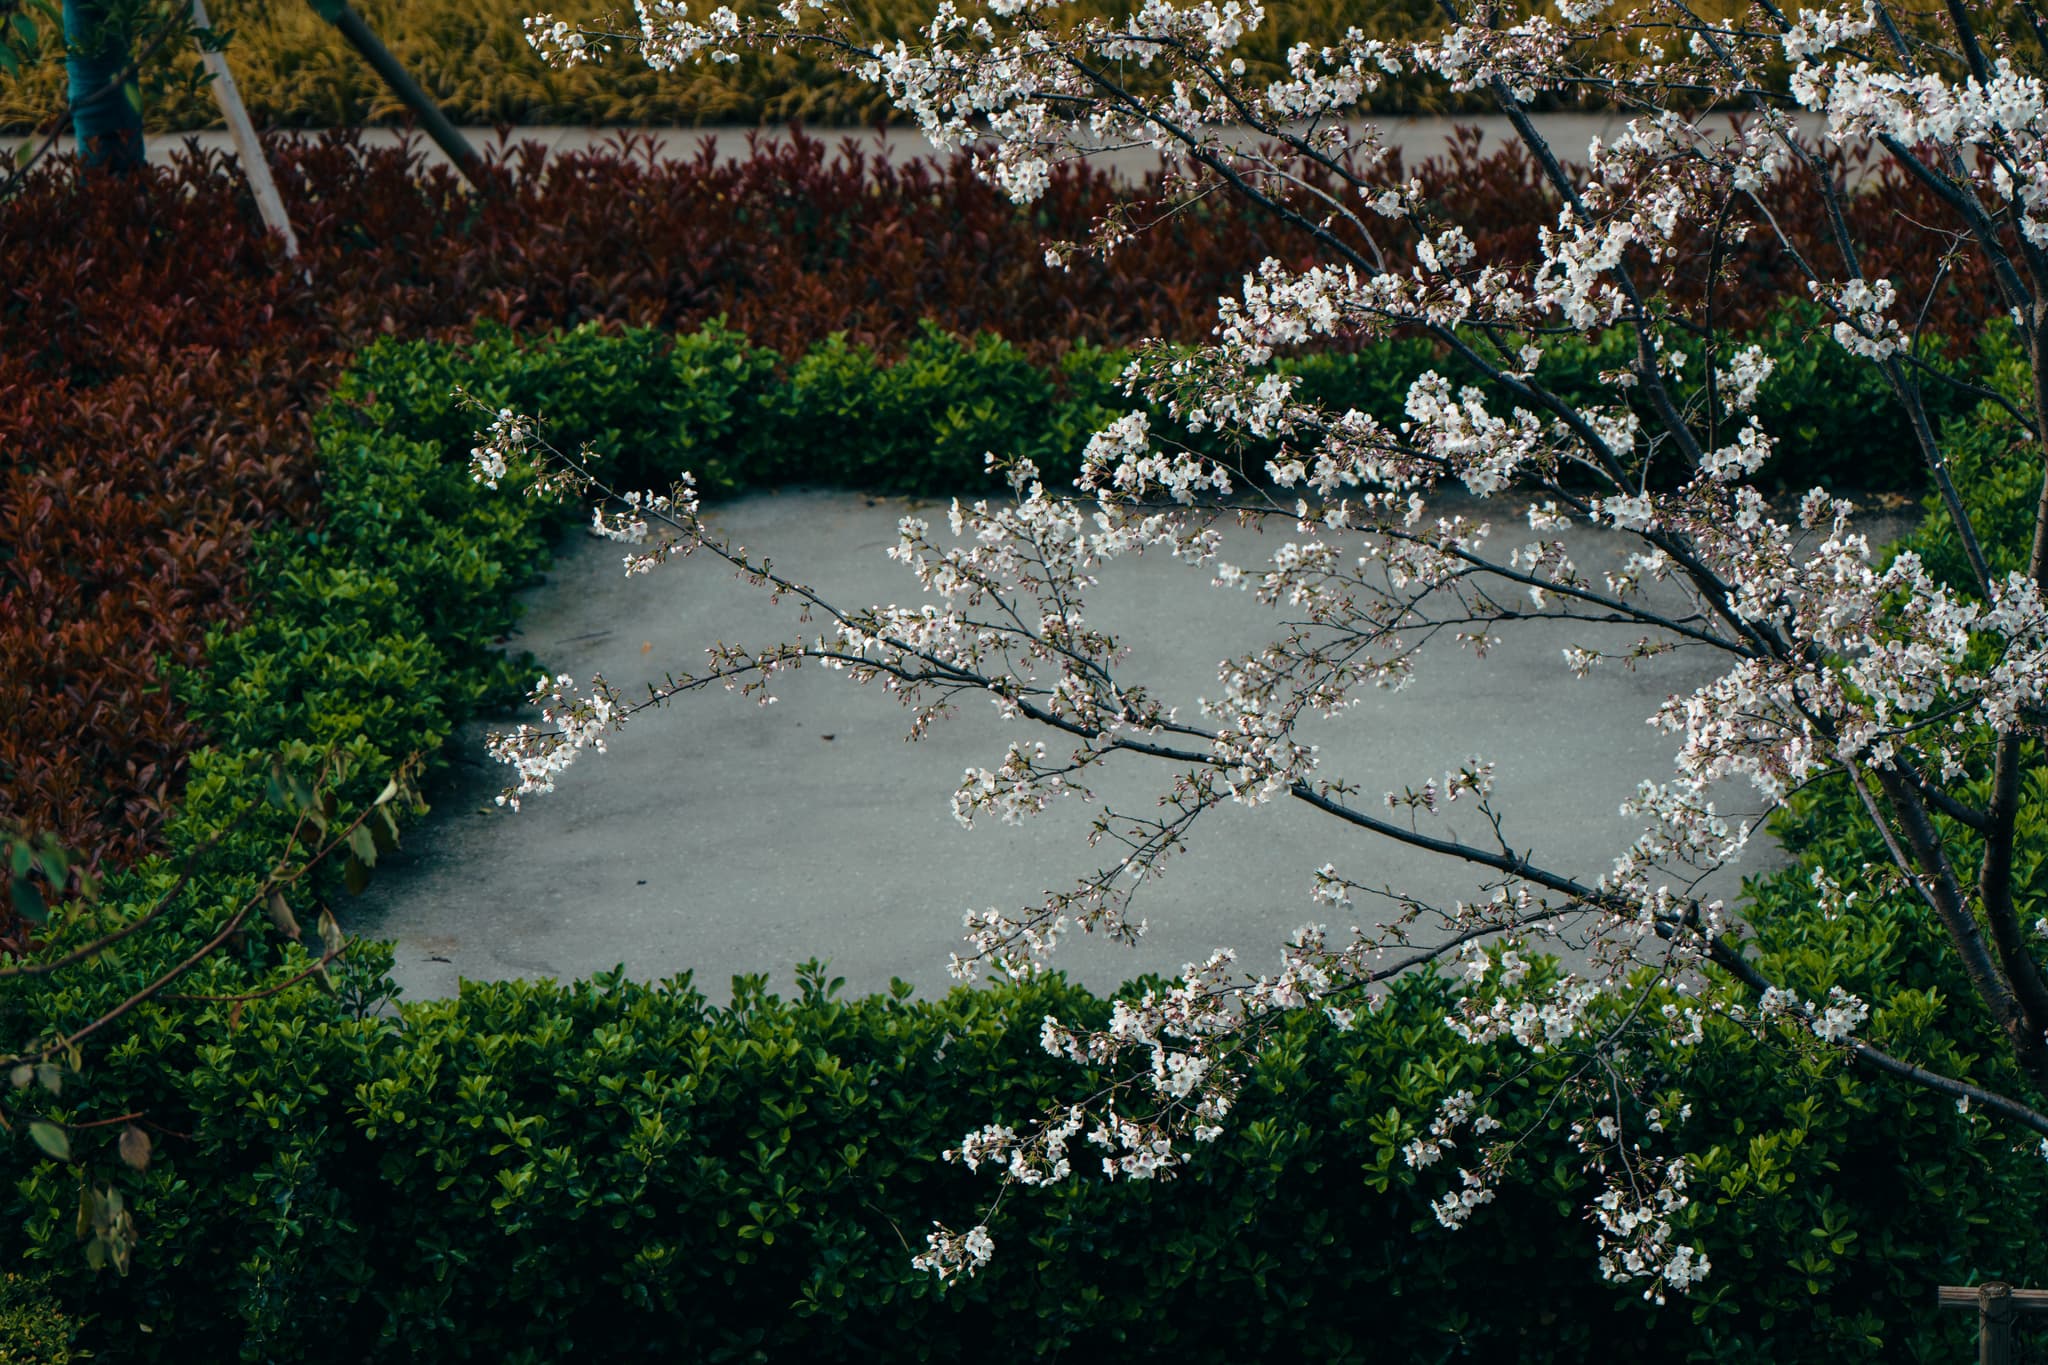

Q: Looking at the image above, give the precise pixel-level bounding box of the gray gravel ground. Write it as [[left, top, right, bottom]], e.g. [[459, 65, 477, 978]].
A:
[[7, 113, 1836, 183], [349, 488, 1911, 1003]]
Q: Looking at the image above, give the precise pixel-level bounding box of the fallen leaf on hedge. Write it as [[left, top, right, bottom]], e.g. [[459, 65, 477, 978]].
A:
[[118, 1124, 151, 1171]]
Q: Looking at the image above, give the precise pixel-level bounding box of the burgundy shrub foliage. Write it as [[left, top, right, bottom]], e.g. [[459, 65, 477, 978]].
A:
[[0, 123, 1994, 944]]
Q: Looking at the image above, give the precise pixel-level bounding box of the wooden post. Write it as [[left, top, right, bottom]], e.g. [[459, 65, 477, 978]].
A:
[[1937, 1283, 2048, 1364], [1980, 1283, 2015, 1365], [191, 0, 299, 259]]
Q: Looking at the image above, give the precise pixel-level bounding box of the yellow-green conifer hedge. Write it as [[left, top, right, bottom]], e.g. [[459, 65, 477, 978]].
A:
[[1, 0, 1469, 132]]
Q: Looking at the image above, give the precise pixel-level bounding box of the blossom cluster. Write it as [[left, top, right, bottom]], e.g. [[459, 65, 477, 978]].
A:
[[484, 673, 622, 811]]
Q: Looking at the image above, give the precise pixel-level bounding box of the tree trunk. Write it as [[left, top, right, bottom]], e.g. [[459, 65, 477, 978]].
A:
[[63, 0, 143, 172]]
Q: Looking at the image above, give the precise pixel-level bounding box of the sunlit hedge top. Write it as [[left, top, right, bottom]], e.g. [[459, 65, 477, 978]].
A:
[[3, 0, 1482, 131]]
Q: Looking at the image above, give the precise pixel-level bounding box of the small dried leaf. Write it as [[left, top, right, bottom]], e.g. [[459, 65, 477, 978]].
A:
[[346, 823, 378, 869], [369, 805, 400, 855], [317, 908, 344, 959], [117, 1124, 150, 1172], [265, 890, 301, 941]]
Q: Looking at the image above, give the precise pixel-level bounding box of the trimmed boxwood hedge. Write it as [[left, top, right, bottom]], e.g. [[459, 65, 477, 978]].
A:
[[322, 303, 1994, 504], [2, 322, 2043, 1362]]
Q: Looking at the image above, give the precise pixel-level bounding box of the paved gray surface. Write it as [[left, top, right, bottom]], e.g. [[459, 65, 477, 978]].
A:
[[9, 113, 1834, 184], [349, 488, 1895, 1004]]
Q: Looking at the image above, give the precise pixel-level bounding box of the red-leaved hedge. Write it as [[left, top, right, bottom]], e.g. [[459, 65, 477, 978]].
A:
[[0, 125, 1998, 946]]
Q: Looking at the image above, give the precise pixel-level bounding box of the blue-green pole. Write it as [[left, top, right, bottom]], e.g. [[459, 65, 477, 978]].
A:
[[62, 0, 144, 171]]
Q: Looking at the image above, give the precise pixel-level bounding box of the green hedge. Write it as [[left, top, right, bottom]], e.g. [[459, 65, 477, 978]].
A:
[[328, 304, 1990, 502], [2, 319, 2041, 1362], [18, 946, 2043, 1364], [0, 1272, 78, 1364]]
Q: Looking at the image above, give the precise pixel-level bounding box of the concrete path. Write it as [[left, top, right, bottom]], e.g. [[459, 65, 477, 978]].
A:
[[351, 488, 1897, 1004], [8, 113, 1834, 184]]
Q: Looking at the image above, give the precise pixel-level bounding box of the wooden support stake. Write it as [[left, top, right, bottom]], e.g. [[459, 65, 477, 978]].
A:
[[306, 0, 485, 190], [191, 0, 299, 259]]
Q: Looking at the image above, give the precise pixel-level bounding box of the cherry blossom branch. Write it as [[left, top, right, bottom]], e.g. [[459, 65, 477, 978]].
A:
[[1697, 922, 2048, 1138], [506, 0, 2048, 1291]]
